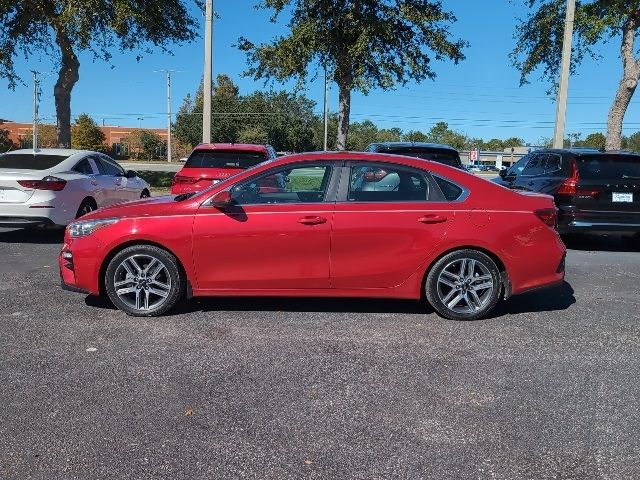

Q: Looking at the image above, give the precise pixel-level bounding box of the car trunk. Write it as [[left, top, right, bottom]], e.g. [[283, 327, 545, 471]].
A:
[[574, 156, 640, 214], [0, 170, 41, 204]]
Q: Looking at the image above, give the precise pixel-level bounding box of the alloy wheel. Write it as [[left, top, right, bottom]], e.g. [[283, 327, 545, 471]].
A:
[[436, 258, 495, 315], [112, 254, 172, 312]]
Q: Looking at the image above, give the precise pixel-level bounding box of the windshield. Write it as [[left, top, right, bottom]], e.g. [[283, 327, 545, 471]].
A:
[[184, 150, 267, 169], [577, 155, 640, 179], [0, 153, 69, 170], [382, 148, 461, 168]]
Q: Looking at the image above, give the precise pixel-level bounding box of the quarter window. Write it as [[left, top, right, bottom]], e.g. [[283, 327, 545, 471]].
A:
[[434, 176, 464, 201], [231, 165, 332, 205], [348, 164, 431, 202]]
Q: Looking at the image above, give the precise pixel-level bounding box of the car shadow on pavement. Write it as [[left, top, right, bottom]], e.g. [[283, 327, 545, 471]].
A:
[[562, 233, 640, 253], [0, 227, 64, 245], [486, 281, 575, 318]]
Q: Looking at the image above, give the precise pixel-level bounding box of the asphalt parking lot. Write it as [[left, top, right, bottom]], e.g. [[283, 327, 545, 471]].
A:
[[1, 228, 639, 479]]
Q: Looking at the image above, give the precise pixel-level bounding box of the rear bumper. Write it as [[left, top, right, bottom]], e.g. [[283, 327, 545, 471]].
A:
[[558, 209, 640, 233], [0, 216, 56, 228]]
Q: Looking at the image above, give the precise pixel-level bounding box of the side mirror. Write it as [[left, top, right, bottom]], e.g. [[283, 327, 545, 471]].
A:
[[209, 190, 233, 208], [499, 169, 507, 179], [125, 170, 138, 179]]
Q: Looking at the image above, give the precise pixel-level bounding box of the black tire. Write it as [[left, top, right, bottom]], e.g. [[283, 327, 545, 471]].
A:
[[140, 189, 150, 199], [425, 249, 502, 321], [75, 198, 97, 219], [104, 245, 185, 317]]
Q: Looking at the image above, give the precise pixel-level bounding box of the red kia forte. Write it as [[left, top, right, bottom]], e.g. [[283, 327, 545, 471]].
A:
[[60, 152, 566, 321], [170, 143, 277, 194]]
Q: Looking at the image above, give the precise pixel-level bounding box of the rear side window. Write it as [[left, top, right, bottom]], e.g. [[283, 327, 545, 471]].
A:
[[434, 176, 464, 201], [348, 164, 432, 202], [544, 154, 562, 174], [577, 155, 640, 179], [0, 153, 69, 170], [73, 158, 94, 175], [521, 154, 545, 176], [185, 150, 267, 169], [95, 157, 123, 176], [382, 148, 462, 168]]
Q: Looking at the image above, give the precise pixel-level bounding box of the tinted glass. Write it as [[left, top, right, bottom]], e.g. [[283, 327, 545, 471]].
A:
[[507, 154, 530, 176], [434, 176, 464, 201], [576, 155, 640, 179], [522, 154, 545, 176], [232, 165, 331, 205], [185, 151, 267, 169], [544, 154, 562, 173], [0, 153, 68, 170], [349, 164, 430, 202], [381, 148, 462, 168], [96, 157, 123, 176], [73, 158, 94, 175]]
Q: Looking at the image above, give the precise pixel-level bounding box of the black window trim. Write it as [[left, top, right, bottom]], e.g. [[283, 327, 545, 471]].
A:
[[336, 160, 449, 204], [202, 161, 341, 207]]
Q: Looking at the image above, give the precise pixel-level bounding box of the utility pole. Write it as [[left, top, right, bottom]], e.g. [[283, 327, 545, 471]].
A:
[[166, 70, 172, 162], [553, 0, 576, 149], [31, 71, 41, 150], [203, 0, 214, 144], [323, 66, 329, 151]]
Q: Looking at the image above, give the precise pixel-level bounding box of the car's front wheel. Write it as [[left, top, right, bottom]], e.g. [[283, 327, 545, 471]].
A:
[[104, 245, 185, 317], [425, 249, 502, 321]]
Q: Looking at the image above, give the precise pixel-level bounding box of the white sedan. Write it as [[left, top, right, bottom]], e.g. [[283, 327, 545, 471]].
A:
[[0, 149, 150, 228]]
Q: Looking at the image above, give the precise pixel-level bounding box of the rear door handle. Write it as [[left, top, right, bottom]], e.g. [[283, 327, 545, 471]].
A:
[[298, 216, 327, 225], [418, 215, 447, 224]]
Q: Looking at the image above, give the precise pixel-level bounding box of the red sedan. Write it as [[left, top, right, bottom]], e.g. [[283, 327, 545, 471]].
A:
[[60, 152, 566, 321]]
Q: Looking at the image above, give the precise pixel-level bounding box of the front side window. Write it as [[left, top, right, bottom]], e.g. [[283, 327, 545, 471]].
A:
[[348, 164, 431, 202], [231, 165, 332, 205], [95, 157, 124, 176]]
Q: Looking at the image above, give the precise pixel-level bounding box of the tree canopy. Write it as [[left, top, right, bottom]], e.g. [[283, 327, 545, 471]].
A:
[[511, 0, 640, 149], [71, 114, 106, 151], [239, 0, 467, 150], [0, 0, 199, 147]]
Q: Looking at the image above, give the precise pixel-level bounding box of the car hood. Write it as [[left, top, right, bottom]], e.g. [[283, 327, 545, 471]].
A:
[[77, 195, 182, 221]]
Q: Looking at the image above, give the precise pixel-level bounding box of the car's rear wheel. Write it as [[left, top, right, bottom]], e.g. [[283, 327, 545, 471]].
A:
[[105, 245, 185, 317], [425, 249, 502, 321], [75, 198, 97, 219]]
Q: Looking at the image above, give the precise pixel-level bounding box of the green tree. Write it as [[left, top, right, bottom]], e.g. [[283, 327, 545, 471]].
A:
[[139, 130, 163, 160], [347, 120, 379, 150], [485, 138, 505, 151], [0, 1, 198, 148], [238, 125, 268, 144], [425, 122, 467, 150], [403, 130, 429, 143], [503, 137, 525, 148], [239, 0, 467, 150], [626, 131, 640, 152], [376, 128, 403, 143], [24, 124, 58, 148], [0, 121, 12, 152], [579, 132, 606, 149], [511, 1, 640, 150], [71, 114, 106, 151]]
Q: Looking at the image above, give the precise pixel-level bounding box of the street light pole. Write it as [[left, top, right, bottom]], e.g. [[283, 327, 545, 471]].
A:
[[553, 0, 576, 149], [323, 66, 329, 151], [166, 70, 172, 162], [203, 0, 214, 144], [31, 71, 40, 150]]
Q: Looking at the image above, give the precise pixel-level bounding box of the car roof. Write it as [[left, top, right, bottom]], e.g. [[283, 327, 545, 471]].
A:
[[368, 142, 458, 152], [4, 148, 93, 156], [193, 143, 269, 153], [532, 148, 640, 157]]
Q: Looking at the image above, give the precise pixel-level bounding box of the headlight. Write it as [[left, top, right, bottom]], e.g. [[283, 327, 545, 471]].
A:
[[67, 218, 119, 238]]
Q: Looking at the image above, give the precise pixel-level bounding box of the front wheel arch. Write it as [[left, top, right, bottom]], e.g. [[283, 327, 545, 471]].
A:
[[98, 240, 190, 298]]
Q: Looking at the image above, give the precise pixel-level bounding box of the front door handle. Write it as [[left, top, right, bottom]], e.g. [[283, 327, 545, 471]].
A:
[[418, 215, 447, 224], [298, 216, 327, 225]]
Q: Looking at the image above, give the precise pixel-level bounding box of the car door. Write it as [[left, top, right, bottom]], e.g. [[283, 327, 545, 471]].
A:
[[191, 163, 337, 291], [93, 156, 128, 205], [330, 162, 454, 289], [101, 154, 140, 201]]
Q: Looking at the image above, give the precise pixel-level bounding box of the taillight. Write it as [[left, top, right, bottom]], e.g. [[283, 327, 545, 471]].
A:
[[556, 160, 599, 198], [535, 208, 558, 228], [172, 174, 200, 185], [363, 169, 388, 182], [18, 176, 66, 191]]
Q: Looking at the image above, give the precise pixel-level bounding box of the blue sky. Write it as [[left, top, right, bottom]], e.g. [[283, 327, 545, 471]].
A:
[[1, 1, 638, 145]]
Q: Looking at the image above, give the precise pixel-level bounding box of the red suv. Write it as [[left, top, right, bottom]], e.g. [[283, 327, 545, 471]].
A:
[[171, 143, 277, 194]]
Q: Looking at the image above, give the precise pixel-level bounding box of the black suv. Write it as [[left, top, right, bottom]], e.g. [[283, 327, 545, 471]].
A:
[[366, 142, 464, 169], [495, 148, 640, 236]]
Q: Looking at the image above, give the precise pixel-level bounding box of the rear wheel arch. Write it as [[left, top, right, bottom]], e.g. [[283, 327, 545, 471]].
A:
[[141, 188, 150, 198], [421, 245, 509, 298], [98, 240, 190, 297]]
